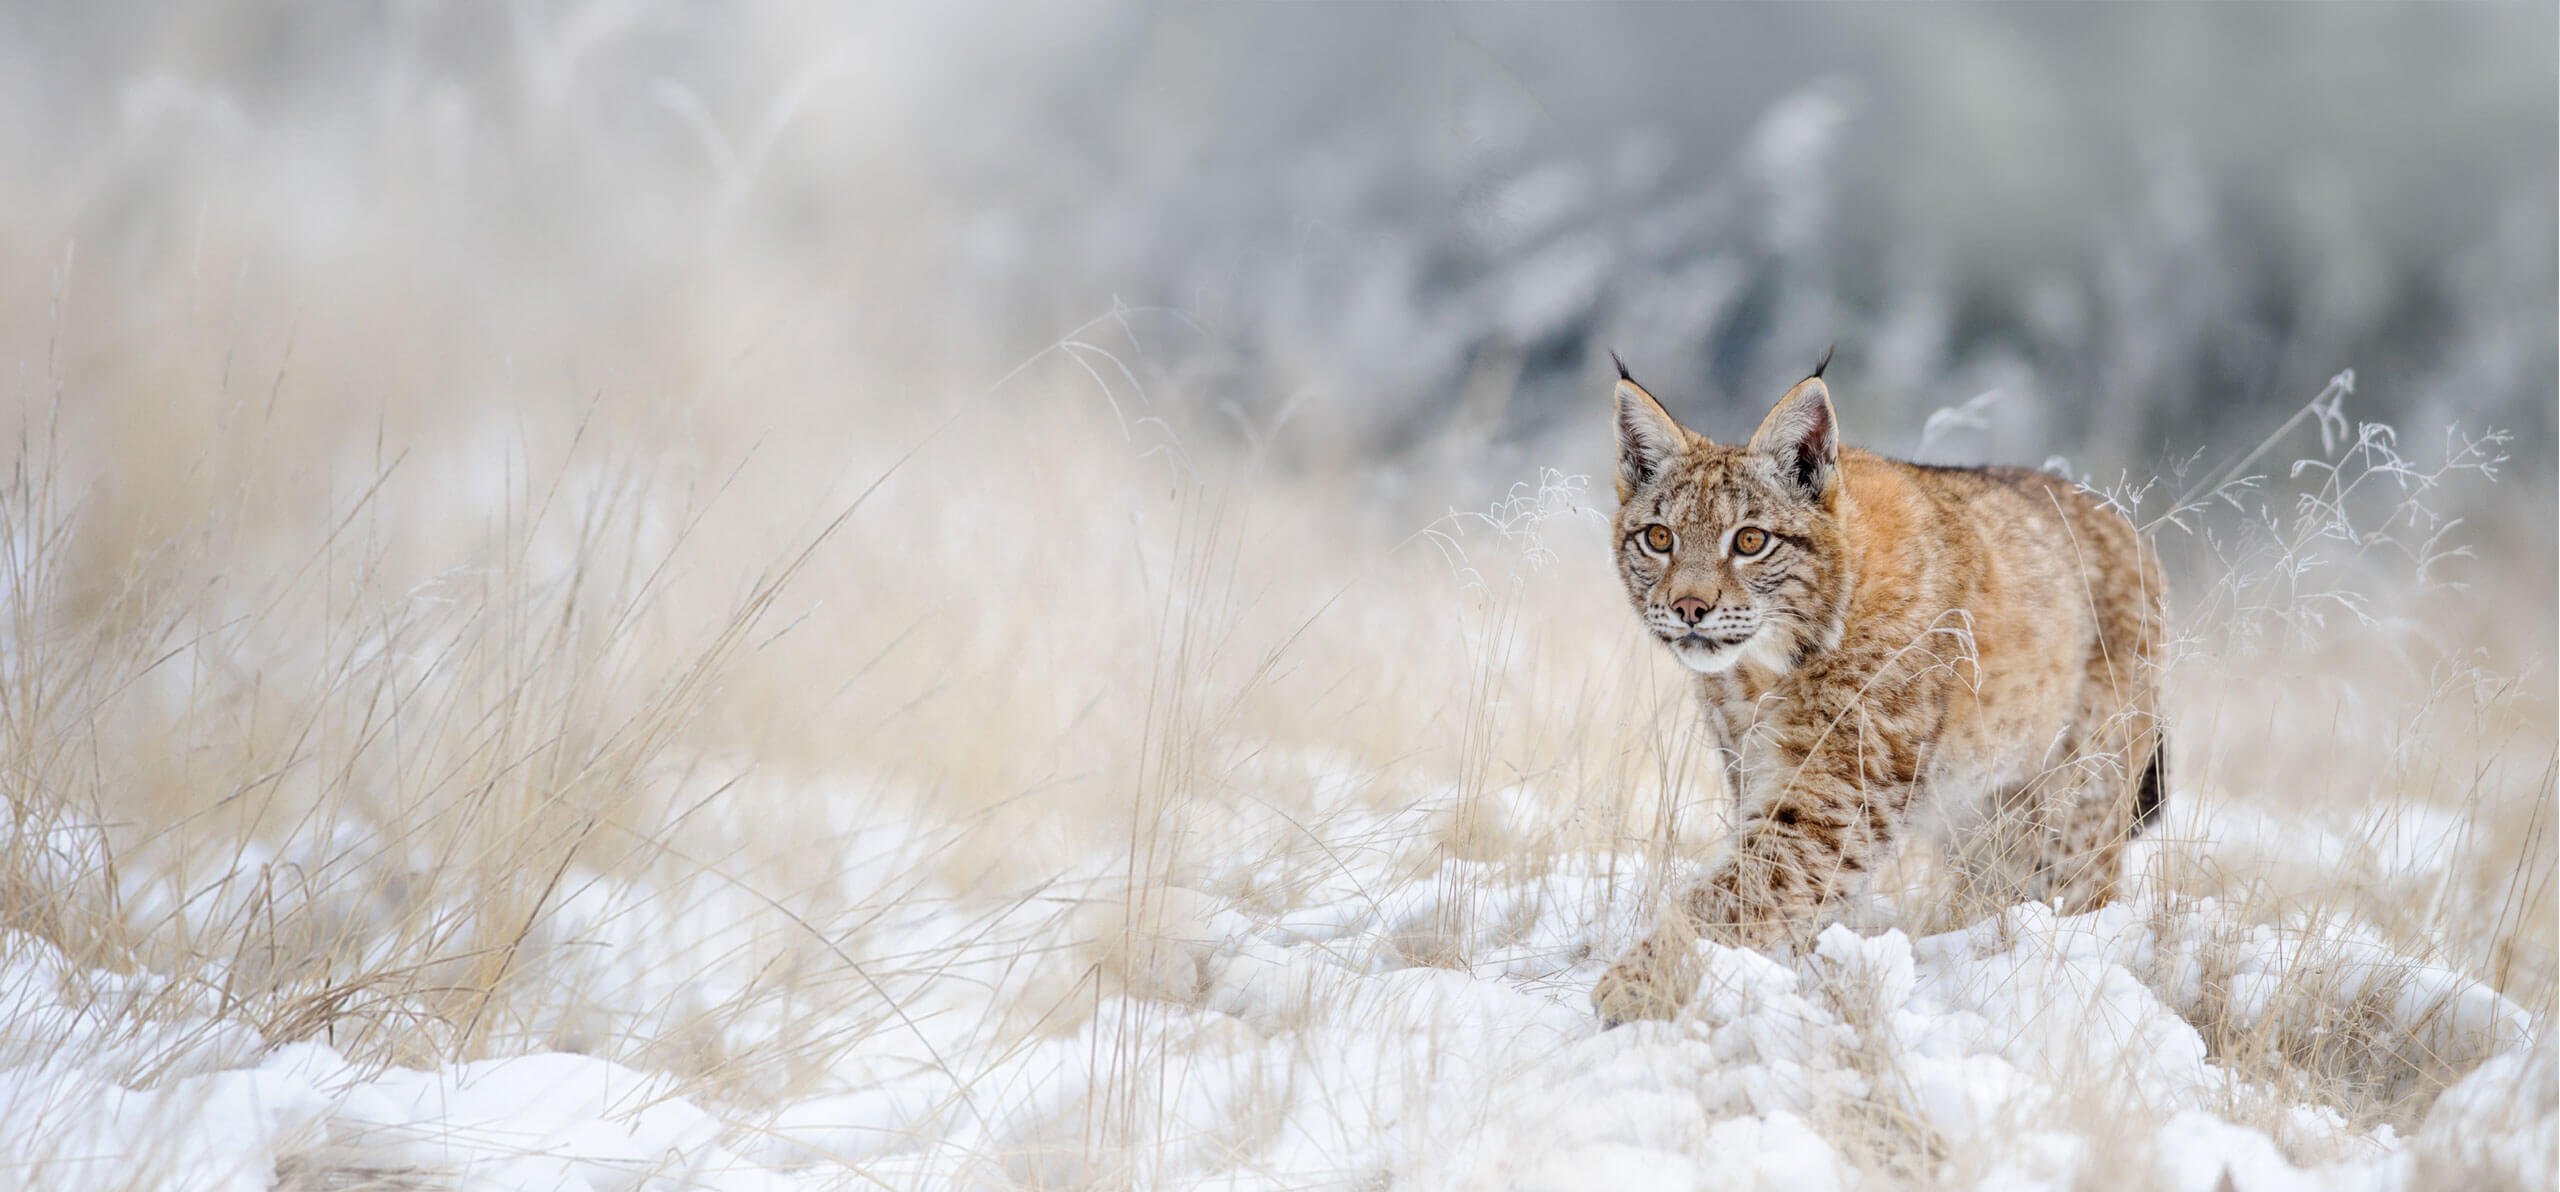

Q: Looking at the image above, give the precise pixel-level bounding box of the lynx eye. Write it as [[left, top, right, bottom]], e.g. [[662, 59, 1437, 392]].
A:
[[1732, 527, 1770, 556], [1642, 525, 1674, 553]]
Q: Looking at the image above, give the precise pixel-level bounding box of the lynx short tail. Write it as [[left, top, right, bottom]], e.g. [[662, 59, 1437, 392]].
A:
[[2133, 732, 2168, 836]]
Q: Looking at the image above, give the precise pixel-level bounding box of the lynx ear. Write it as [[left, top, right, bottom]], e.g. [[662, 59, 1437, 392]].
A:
[[1611, 360, 1690, 501], [1749, 375, 1840, 504]]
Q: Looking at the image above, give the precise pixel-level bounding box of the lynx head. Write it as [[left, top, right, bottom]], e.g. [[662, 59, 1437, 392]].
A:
[[1609, 356, 1854, 676]]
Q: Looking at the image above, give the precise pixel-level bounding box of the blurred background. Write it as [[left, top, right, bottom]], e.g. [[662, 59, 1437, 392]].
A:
[[3, 2, 2551, 512]]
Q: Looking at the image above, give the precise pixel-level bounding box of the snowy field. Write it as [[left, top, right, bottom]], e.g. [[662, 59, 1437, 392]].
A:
[[0, 778, 2549, 1190]]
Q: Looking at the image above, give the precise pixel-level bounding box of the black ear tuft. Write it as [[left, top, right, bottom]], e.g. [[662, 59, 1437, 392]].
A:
[[1612, 370, 1689, 500], [1810, 343, 1834, 381], [1782, 399, 1834, 492], [1610, 350, 1634, 382], [1748, 376, 1840, 502]]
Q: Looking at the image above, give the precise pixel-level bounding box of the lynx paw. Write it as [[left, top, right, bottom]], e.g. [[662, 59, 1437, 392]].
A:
[[1590, 940, 1696, 1027]]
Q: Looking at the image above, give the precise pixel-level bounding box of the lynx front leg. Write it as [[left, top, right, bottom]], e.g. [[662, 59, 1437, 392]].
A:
[[1594, 741, 1913, 1024], [1589, 901, 1704, 1026]]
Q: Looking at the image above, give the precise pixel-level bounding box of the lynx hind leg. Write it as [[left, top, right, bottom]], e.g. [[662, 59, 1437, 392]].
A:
[[1941, 770, 2070, 928], [2031, 701, 2162, 916], [2035, 771, 2133, 915], [1944, 713, 2161, 923]]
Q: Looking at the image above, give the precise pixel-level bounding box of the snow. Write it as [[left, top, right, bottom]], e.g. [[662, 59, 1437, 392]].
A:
[[0, 800, 2545, 1190]]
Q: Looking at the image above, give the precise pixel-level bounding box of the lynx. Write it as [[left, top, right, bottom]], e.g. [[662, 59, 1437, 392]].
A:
[[1590, 354, 2167, 1024]]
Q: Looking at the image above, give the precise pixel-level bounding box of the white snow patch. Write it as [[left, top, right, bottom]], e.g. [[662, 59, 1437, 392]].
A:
[[0, 822, 2542, 1190]]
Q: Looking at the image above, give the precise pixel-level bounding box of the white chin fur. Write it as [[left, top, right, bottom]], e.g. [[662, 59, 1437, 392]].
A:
[[1669, 637, 1746, 674]]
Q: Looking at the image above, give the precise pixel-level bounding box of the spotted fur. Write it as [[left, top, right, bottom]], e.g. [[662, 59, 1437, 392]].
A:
[[1592, 364, 2168, 1025]]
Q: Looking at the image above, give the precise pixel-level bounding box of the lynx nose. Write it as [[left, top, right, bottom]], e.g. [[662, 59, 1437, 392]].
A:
[[1670, 597, 1711, 627]]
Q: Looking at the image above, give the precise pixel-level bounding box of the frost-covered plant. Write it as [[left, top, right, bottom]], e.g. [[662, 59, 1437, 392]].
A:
[[2111, 371, 2516, 658]]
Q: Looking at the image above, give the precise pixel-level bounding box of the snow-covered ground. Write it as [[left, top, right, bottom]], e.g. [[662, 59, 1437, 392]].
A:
[[3, 781, 2547, 1192]]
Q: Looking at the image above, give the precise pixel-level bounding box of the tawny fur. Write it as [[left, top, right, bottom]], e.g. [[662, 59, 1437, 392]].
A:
[[1592, 364, 2168, 1025]]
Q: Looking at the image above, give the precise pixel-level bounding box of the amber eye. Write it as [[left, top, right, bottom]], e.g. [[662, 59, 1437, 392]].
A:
[[1642, 525, 1674, 553], [1732, 527, 1770, 556]]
